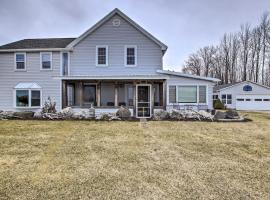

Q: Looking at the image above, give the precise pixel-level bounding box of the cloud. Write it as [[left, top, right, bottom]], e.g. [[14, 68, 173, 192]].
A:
[[0, 0, 269, 69]]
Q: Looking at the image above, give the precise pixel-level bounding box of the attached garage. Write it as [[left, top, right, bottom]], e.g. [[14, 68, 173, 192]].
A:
[[213, 81, 270, 111], [235, 95, 270, 110]]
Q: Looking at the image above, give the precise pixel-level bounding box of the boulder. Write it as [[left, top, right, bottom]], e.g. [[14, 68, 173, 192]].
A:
[[213, 111, 226, 120], [59, 107, 74, 118], [0, 111, 15, 119], [13, 111, 34, 119], [34, 111, 43, 119], [153, 110, 169, 120], [225, 109, 240, 119], [170, 110, 184, 120], [116, 106, 131, 118]]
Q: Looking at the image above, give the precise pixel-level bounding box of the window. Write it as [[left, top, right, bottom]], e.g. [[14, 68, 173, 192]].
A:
[[16, 90, 29, 107], [221, 94, 232, 104], [15, 53, 26, 70], [62, 52, 69, 76], [255, 99, 262, 101], [237, 98, 244, 101], [221, 94, 227, 104], [246, 99, 251, 101], [227, 94, 232, 104], [199, 86, 207, 103], [40, 52, 52, 70], [125, 45, 137, 66], [178, 86, 197, 103], [31, 91, 41, 106], [243, 85, 252, 91], [263, 99, 270, 101], [96, 46, 108, 66], [15, 89, 41, 108], [169, 86, 176, 103]]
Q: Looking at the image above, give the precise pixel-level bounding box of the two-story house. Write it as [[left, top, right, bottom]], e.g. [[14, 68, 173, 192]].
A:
[[0, 8, 219, 118]]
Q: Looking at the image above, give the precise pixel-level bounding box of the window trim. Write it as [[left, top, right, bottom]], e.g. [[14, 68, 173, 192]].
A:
[[14, 89, 42, 108], [60, 51, 70, 76], [124, 45, 137, 67], [221, 94, 232, 105], [168, 84, 208, 105], [40, 52, 53, 70], [96, 45, 108, 67], [14, 52, 26, 71]]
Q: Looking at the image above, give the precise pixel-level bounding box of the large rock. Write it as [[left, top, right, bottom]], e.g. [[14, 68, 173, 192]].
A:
[[59, 107, 74, 118], [0, 111, 15, 119], [116, 106, 131, 118], [225, 109, 240, 119], [213, 111, 226, 120], [153, 110, 169, 120], [170, 110, 184, 120], [13, 111, 34, 119]]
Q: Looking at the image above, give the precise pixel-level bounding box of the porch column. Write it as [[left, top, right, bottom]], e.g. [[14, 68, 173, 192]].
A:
[[133, 81, 136, 116], [151, 82, 155, 115], [114, 82, 118, 107], [97, 82, 101, 107], [79, 81, 83, 107], [163, 80, 166, 110], [62, 80, 67, 108]]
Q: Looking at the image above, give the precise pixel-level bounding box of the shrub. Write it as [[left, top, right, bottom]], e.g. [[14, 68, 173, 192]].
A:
[[42, 97, 57, 113], [213, 99, 225, 110]]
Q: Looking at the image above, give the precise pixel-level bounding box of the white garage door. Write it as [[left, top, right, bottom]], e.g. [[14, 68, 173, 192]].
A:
[[236, 95, 270, 110]]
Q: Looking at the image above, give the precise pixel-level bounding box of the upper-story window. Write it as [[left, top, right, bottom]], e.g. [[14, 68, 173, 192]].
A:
[[40, 52, 52, 70], [125, 45, 137, 66], [96, 46, 108, 66], [61, 52, 69, 76], [15, 53, 26, 70]]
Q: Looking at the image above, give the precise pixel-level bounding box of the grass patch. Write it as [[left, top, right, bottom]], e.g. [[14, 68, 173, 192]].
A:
[[0, 112, 270, 199]]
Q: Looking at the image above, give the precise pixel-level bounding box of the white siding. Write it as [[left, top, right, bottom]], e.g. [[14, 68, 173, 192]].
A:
[[218, 82, 270, 109], [70, 13, 163, 76], [0, 52, 61, 111]]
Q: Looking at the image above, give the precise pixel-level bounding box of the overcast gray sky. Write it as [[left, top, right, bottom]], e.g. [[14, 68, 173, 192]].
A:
[[0, 0, 269, 71]]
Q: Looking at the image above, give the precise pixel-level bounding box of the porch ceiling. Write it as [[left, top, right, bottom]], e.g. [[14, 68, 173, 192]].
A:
[[55, 75, 167, 80]]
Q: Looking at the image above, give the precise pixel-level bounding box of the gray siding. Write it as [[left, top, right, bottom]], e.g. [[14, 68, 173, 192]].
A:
[[166, 76, 215, 110], [0, 52, 61, 111], [217, 82, 270, 109], [70, 13, 163, 76]]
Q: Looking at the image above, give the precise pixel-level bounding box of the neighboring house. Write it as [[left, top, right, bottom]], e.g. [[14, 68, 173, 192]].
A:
[[213, 81, 270, 110], [0, 8, 219, 118]]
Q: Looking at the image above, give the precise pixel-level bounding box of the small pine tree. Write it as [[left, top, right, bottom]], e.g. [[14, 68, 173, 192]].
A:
[[213, 99, 225, 110]]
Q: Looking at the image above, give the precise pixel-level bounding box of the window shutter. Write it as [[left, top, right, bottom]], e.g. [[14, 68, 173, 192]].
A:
[[199, 86, 207, 103], [169, 86, 176, 103]]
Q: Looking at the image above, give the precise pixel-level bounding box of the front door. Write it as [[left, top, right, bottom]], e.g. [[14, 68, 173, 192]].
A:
[[83, 84, 96, 106], [136, 84, 151, 118]]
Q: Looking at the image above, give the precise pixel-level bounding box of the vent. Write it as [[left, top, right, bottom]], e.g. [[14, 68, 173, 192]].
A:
[[112, 18, 121, 27]]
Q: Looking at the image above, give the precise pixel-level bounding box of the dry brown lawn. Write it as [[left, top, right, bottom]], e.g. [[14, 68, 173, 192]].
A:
[[0, 112, 270, 200]]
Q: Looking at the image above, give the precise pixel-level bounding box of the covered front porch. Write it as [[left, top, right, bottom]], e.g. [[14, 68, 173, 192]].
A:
[[61, 80, 166, 118]]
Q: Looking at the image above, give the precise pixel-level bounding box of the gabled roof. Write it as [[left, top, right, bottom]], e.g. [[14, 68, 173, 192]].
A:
[[0, 38, 75, 51], [214, 81, 270, 92], [66, 8, 168, 52], [14, 82, 42, 89], [157, 70, 220, 82]]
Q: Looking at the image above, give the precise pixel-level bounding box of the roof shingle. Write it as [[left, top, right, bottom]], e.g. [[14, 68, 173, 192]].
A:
[[0, 38, 76, 50]]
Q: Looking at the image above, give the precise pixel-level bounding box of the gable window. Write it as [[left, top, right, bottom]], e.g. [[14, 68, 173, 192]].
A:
[[243, 85, 252, 91], [96, 46, 108, 66], [40, 52, 52, 70], [125, 45, 137, 66], [222, 94, 232, 104], [15, 53, 26, 70]]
